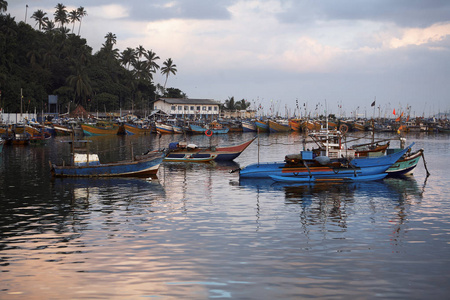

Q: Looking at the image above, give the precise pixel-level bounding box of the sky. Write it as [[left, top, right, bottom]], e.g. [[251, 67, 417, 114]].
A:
[[7, 0, 450, 118]]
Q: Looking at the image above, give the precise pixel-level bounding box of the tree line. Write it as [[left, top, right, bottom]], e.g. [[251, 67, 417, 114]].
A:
[[0, 1, 180, 116]]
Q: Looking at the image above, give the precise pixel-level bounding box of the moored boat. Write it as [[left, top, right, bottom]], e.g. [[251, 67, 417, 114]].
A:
[[124, 123, 153, 135], [239, 143, 413, 180], [254, 119, 269, 132], [242, 120, 257, 132], [81, 123, 123, 136], [268, 119, 291, 133], [156, 122, 174, 134], [50, 139, 164, 177], [164, 136, 256, 162], [189, 124, 229, 134], [386, 148, 424, 176]]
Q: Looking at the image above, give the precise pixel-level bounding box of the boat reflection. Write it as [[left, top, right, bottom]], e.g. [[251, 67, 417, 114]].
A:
[[238, 176, 425, 235], [51, 176, 165, 206]]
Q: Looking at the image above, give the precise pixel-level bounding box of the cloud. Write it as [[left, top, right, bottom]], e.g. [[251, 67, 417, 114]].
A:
[[89, 4, 130, 20], [388, 22, 450, 48]]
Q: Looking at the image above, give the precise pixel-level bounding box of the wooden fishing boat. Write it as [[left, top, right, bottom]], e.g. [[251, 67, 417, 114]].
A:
[[289, 119, 302, 131], [155, 122, 174, 134], [50, 139, 164, 177], [386, 148, 424, 176], [242, 120, 257, 132], [124, 123, 153, 135], [239, 143, 413, 180], [350, 142, 390, 157], [53, 124, 75, 135], [189, 124, 229, 134], [81, 123, 123, 136], [254, 120, 269, 132], [268, 120, 291, 133], [302, 120, 321, 131], [165, 137, 256, 162]]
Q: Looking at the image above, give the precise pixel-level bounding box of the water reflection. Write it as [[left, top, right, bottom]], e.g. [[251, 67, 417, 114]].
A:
[[51, 177, 165, 205]]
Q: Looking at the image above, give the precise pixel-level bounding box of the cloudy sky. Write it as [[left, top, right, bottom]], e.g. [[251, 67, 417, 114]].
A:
[[8, 0, 450, 117]]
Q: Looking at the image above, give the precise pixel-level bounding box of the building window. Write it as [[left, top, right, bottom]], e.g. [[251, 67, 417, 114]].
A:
[[184, 106, 188, 110], [208, 106, 212, 111], [190, 106, 194, 111], [214, 106, 218, 111], [197, 106, 201, 111], [171, 106, 176, 111], [178, 106, 182, 110], [202, 106, 207, 111]]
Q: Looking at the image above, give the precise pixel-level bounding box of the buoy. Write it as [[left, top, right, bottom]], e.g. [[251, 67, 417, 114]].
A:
[[205, 130, 213, 137]]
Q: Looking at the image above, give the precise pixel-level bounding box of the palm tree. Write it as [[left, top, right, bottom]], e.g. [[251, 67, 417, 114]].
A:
[[120, 47, 137, 70], [0, 0, 8, 15], [76, 6, 87, 35], [224, 96, 237, 110], [31, 9, 48, 31], [136, 45, 146, 61], [68, 9, 79, 33], [104, 32, 117, 46], [43, 19, 56, 32], [145, 50, 160, 73], [67, 65, 92, 106], [235, 99, 250, 110], [161, 58, 177, 90], [132, 60, 151, 82], [54, 3, 68, 28]]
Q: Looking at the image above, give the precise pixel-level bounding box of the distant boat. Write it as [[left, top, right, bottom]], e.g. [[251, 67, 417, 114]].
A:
[[124, 123, 153, 135], [165, 137, 256, 162], [51, 139, 164, 177], [189, 124, 229, 134], [289, 119, 302, 131], [53, 124, 74, 135], [268, 120, 291, 133], [81, 123, 123, 136], [242, 120, 257, 132], [254, 120, 269, 132], [155, 122, 174, 134]]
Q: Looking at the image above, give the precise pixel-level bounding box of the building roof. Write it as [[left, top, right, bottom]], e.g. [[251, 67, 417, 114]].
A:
[[157, 98, 220, 105]]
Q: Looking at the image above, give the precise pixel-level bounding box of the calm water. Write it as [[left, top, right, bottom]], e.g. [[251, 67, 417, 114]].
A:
[[1, 132, 449, 299]]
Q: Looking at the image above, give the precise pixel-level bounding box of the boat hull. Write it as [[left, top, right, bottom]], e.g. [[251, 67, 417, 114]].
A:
[[239, 144, 413, 179], [255, 120, 269, 132], [124, 123, 153, 135], [81, 124, 121, 136], [51, 153, 163, 177], [190, 124, 229, 134], [386, 149, 423, 176], [165, 137, 256, 162], [268, 120, 291, 133]]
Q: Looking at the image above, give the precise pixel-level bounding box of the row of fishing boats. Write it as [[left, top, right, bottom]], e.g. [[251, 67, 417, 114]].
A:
[[49, 128, 428, 184]]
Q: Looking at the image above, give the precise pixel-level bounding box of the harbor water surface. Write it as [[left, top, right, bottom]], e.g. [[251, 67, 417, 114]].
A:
[[1, 132, 449, 299]]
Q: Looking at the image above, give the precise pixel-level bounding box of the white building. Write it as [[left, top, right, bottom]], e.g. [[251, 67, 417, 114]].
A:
[[153, 98, 221, 120]]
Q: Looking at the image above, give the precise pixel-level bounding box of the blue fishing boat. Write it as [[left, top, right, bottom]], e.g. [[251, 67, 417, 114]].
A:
[[50, 139, 164, 177], [239, 143, 414, 181], [189, 124, 229, 134], [51, 151, 163, 177]]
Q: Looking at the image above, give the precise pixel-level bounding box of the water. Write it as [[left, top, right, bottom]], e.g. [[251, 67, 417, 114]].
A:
[[1, 132, 449, 299]]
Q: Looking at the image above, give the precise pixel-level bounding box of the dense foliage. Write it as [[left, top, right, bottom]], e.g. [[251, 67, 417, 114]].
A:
[[0, 2, 181, 115]]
